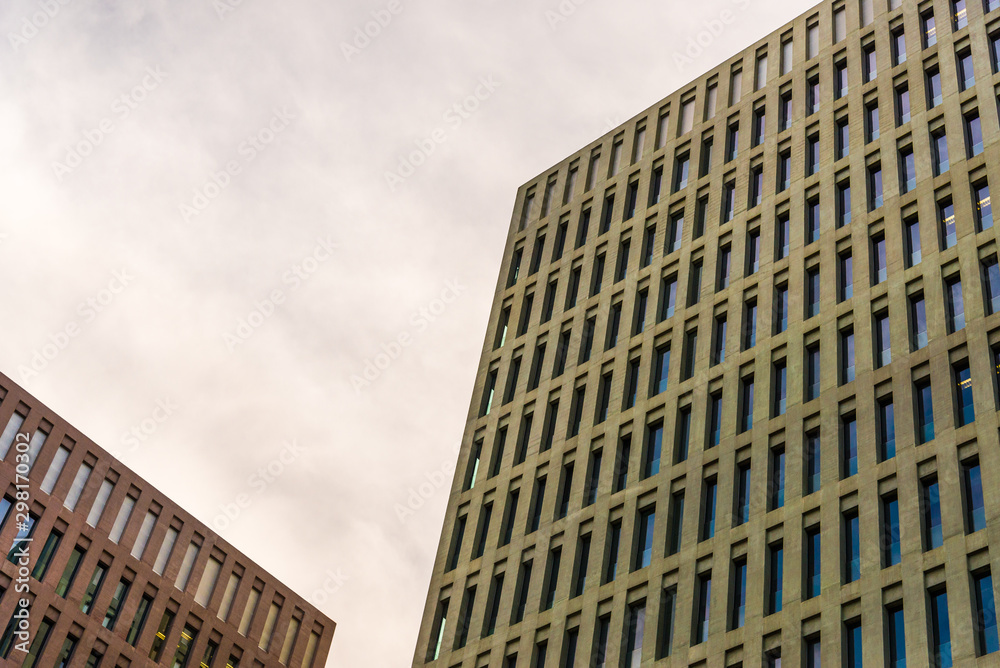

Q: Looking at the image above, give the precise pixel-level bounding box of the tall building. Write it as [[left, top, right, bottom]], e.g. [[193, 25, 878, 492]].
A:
[[415, 0, 1000, 665], [0, 371, 335, 667]]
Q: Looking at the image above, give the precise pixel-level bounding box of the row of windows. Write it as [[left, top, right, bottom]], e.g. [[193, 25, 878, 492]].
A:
[[516, 0, 1000, 241], [429, 550, 998, 666], [0, 393, 325, 668]]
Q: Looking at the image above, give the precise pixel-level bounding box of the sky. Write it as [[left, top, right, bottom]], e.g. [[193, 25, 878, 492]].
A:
[[0, 0, 816, 665]]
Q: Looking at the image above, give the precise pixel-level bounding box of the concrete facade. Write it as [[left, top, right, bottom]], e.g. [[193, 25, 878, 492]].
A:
[[0, 371, 335, 667], [415, 0, 1000, 666]]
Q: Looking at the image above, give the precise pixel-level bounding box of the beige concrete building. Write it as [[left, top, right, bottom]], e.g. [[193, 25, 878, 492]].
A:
[[414, 0, 1000, 665]]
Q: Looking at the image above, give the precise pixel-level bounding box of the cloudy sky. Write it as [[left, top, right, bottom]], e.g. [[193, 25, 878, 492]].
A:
[[0, 0, 815, 664]]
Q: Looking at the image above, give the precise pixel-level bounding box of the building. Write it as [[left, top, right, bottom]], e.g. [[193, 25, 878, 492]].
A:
[[414, 0, 1000, 665], [0, 371, 335, 667]]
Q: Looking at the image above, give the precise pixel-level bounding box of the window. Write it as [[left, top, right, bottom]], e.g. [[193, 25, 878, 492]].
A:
[[624, 359, 640, 410], [570, 536, 589, 597], [81, 561, 108, 614], [835, 60, 849, 98], [834, 6, 847, 40], [946, 276, 965, 332], [624, 602, 646, 665], [839, 252, 853, 301], [749, 166, 763, 208], [426, 600, 448, 662], [806, 266, 820, 318], [744, 298, 757, 350], [707, 393, 722, 448], [529, 477, 546, 533], [966, 110, 983, 157], [878, 396, 896, 461], [600, 192, 616, 234], [767, 543, 783, 614], [740, 375, 754, 432], [753, 107, 766, 146], [746, 229, 760, 274], [906, 217, 922, 267], [883, 494, 901, 566], [730, 69, 743, 105], [667, 491, 684, 556], [673, 153, 689, 192], [701, 479, 717, 540], [911, 293, 928, 349], [963, 459, 986, 532], [615, 239, 630, 283], [699, 135, 714, 178], [805, 431, 821, 494], [778, 150, 791, 191], [624, 181, 639, 220], [806, 197, 820, 244], [681, 327, 697, 379], [556, 463, 573, 519], [805, 526, 821, 599], [954, 0, 969, 28], [873, 234, 887, 284], [694, 573, 712, 644], [633, 290, 648, 335], [895, 85, 910, 126], [845, 620, 863, 668], [730, 559, 748, 629], [604, 522, 620, 583], [641, 225, 656, 267], [780, 91, 793, 130], [932, 129, 949, 175], [927, 66, 943, 107], [674, 407, 691, 464], [866, 101, 880, 142], [898, 145, 915, 193], [923, 11, 937, 47], [875, 310, 891, 368], [974, 571, 999, 655], [695, 195, 708, 238], [126, 594, 152, 646], [916, 378, 935, 444], [722, 181, 736, 222], [735, 463, 751, 525], [807, 76, 820, 115], [955, 361, 974, 426], [984, 256, 1000, 315], [923, 476, 943, 549], [590, 254, 605, 297], [775, 284, 789, 334], [806, 134, 819, 175], [712, 315, 727, 365], [807, 22, 820, 59], [642, 422, 662, 479], [32, 529, 61, 581], [840, 327, 855, 384], [653, 345, 670, 395], [103, 577, 130, 629], [863, 45, 876, 84], [959, 49, 975, 90], [575, 210, 590, 249], [473, 501, 493, 558], [805, 344, 820, 401], [892, 28, 906, 65], [976, 182, 993, 230], [606, 301, 622, 349], [930, 589, 952, 667], [841, 415, 858, 478], [836, 117, 850, 159], [610, 446, 629, 505], [667, 214, 683, 254], [500, 490, 519, 546], [837, 180, 852, 226], [679, 99, 695, 136], [634, 506, 655, 570], [868, 163, 883, 210], [772, 360, 787, 416], [777, 212, 790, 259], [56, 545, 85, 597], [844, 511, 860, 582]]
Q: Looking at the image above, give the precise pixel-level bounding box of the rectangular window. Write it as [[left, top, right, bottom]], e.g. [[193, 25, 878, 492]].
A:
[[805, 527, 821, 599], [722, 181, 736, 223], [730, 559, 748, 630], [772, 360, 787, 416], [701, 479, 717, 541], [604, 521, 621, 583], [643, 422, 663, 478], [805, 637, 822, 668], [740, 375, 754, 432], [845, 620, 863, 668], [743, 299, 757, 350], [781, 91, 793, 130], [911, 293, 928, 350], [613, 438, 629, 493], [893, 28, 907, 65], [879, 396, 896, 461], [930, 589, 952, 667], [807, 23, 820, 59], [80, 561, 108, 614], [652, 345, 670, 395], [600, 193, 615, 234], [875, 310, 891, 368], [667, 491, 684, 556], [753, 107, 766, 146], [869, 163, 883, 210], [777, 212, 790, 259], [927, 66, 943, 107], [767, 543, 783, 614], [955, 361, 975, 426], [806, 198, 820, 244], [946, 276, 965, 332], [839, 252, 853, 301], [964, 459, 986, 532], [681, 327, 697, 379], [837, 180, 852, 226], [735, 463, 751, 525], [872, 235, 887, 285], [529, 476, 546, 533], [570, 536, 588, 597], [916, 379, 935, 443], [974, 571, 999, 655], [606, 302, 622, 349], [906, 217, 921, 267], [899, 145, 916, 193], [778, 150, 791, 191], [694, 573, 712, 644], [806, 266, 820, 318], [976, 182, 993, 231], [126, 594, 153, 646], [707, 393, 722, 448], [624, 182, 639, 220], [841, 327, 855, 384], [699, 136, 714, 178], [775, 284, 789, 333], [844, 511, 861, 582], [473, 502, 493, 558], [883, 494, 901, 566], [556, 463, 573, 519], [933, 130, 949, 175], [55, 545, 85, 597], [923, 476, 944, 550], [103, 577, 130, 630], [841, 415, 858, 478], [749, 166, 763, 208], [959, 50, 975, 90], [634, 506, 655, 570], [806, 134, 819, 175], [673, 153, 689, 192], [808, 76, 820, 114], [923, 11, 938, 47], [837, 117, 849, 159], [966, 110, 984, 157], [866, 102, 880, 142], [806, 431, 821, 494], [32, 530, 61, 581], [836, 60, 849, 97], [806, 344, 820, 401], [712, 315, 727, 365], [746, 229, 760, 275]]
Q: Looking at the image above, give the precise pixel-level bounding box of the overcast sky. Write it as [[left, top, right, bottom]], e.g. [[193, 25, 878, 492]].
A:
[[0, 0, 816, 665]]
